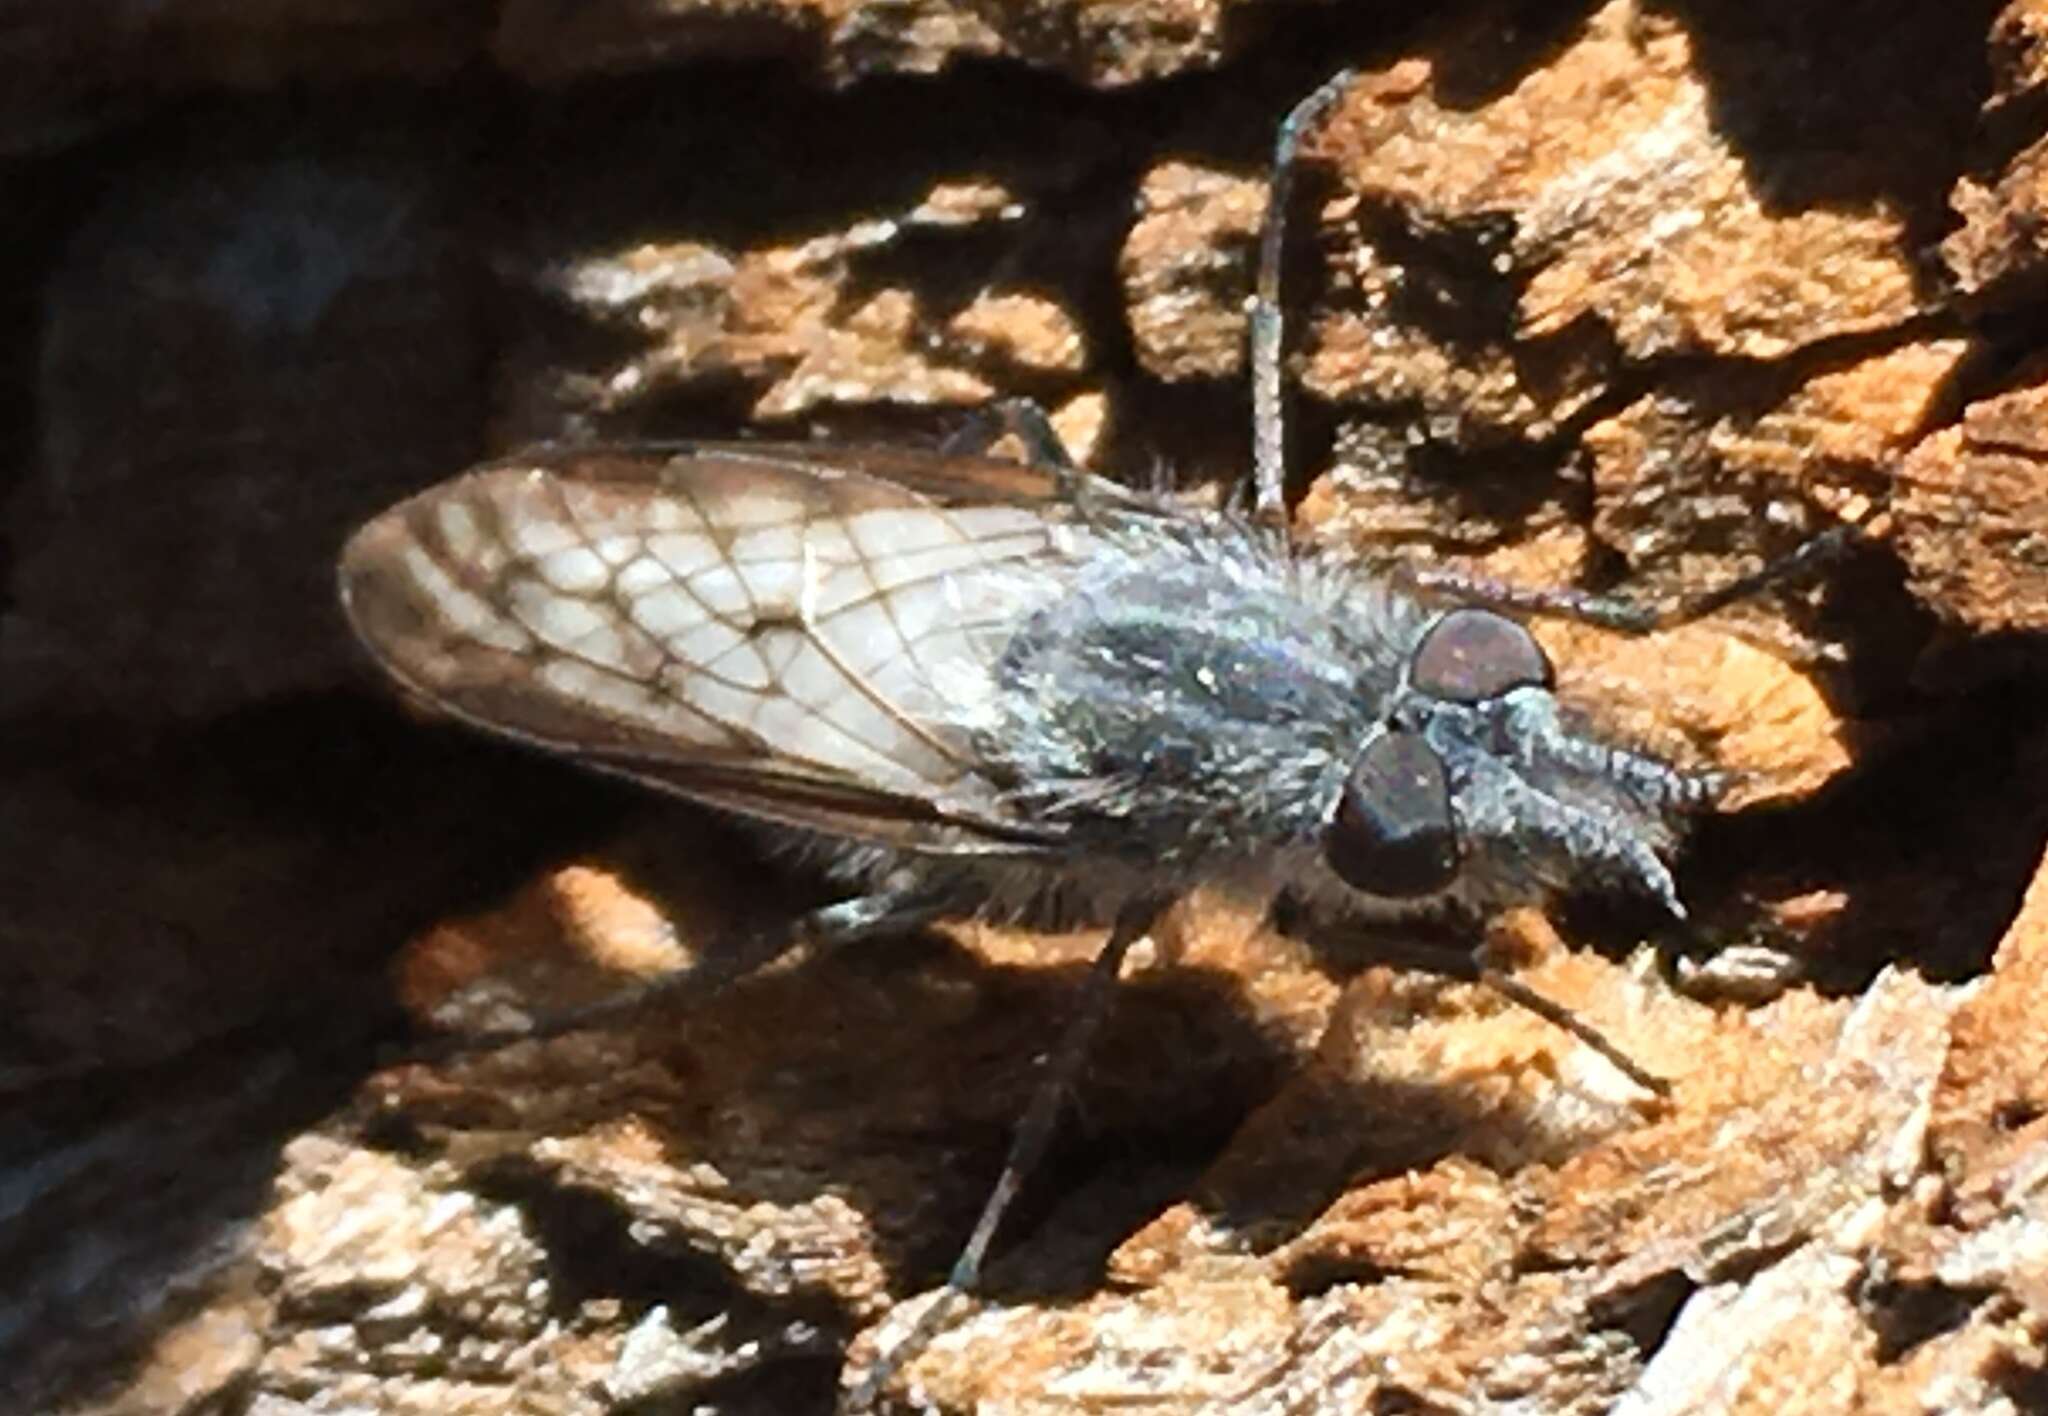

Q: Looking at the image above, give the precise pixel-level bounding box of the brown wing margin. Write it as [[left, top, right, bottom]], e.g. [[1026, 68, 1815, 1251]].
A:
[[479, 439, 1083, 509], [570, 756, 1069, 855]]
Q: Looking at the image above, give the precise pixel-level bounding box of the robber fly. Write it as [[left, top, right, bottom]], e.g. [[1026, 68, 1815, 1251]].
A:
[[337, 73, 1788, 1406]]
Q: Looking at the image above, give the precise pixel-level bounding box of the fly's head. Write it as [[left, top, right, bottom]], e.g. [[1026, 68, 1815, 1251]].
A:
[[1323, 605, 1724, 919]]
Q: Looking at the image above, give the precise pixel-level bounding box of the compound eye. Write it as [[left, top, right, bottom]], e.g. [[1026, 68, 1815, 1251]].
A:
[[1411, 607, 1552, 702], [1325, 730, 1460, 898]]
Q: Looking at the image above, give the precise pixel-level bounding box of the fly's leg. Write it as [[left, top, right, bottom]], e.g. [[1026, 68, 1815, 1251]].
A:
[[943, 395, 1078, 473], [941, 393, 1132, 524], [962, 58, 1359, 533], [398, 880, 950, 1063], [1250, 69, 1354, 528], [1242, 67, 1857, 628], [1474, 966, 1669, 1098], [1398, 523, 1862, 633], [1328, 925, 1669, 1099], [845, 895, 1171, 1411]]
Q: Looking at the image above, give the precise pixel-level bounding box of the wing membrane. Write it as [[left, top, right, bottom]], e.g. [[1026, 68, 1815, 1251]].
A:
[[339, 442, 1099, 851]]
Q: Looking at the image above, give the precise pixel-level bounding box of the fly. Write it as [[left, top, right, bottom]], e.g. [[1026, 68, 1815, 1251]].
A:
[[337, 71, 1844, 1409]]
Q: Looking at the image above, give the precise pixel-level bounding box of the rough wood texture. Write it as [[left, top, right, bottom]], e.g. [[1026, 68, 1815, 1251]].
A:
[[4, 2, 2048, 1413]]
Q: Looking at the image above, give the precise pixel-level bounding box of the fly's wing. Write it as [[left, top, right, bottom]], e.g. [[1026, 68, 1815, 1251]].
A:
[[338, 442, 1095, 852]]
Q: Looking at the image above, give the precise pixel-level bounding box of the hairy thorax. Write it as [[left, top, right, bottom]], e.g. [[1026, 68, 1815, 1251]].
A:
[[977, 515, 1427, 862]]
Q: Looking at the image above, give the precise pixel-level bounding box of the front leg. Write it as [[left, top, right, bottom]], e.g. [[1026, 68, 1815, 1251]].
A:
[[1396, 523, 1860, 634], [1319, 917, 1669, 1097]]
